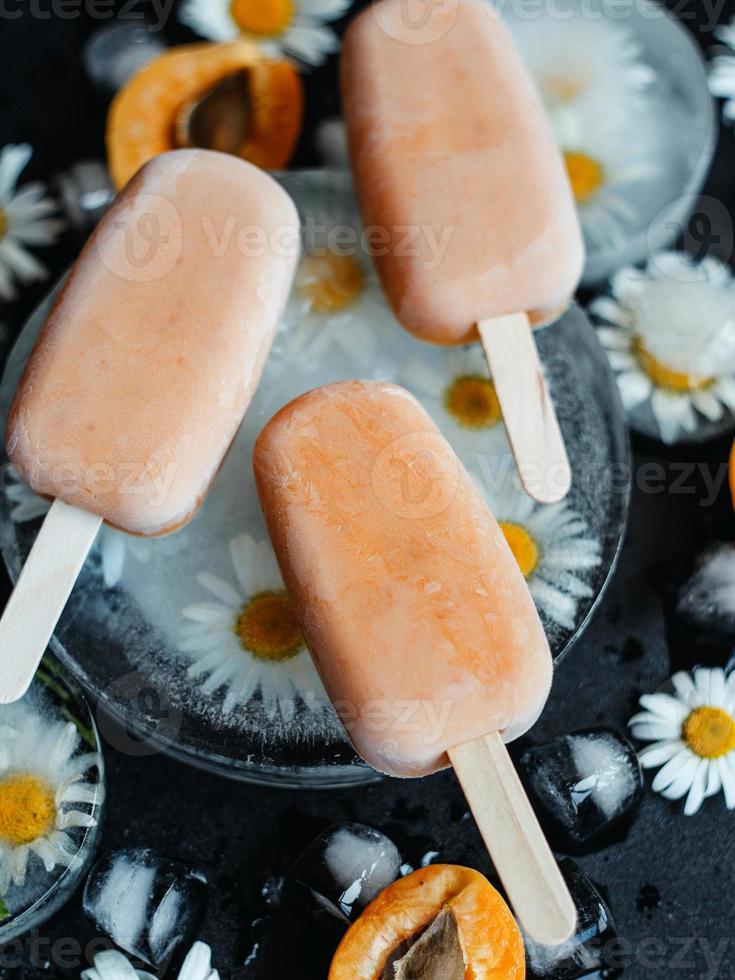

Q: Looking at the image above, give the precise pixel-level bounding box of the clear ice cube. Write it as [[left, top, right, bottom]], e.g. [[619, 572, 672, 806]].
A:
[[83, 848, 208, 966], [519, 729, 643, 853], [525, 859, 621, 979], [240, 877, 348, 979], [677, 543, 735, 644], [288, 822, 402, 919]]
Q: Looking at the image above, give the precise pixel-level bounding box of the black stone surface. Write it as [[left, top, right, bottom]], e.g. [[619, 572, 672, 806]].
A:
[[1, 2, 734, 978]]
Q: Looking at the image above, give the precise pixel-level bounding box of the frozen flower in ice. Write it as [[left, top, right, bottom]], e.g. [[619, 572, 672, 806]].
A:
[[0, 714, 99, 895], [511, 13, 654, 122], [473, 472, 601, 631], [554, 110, 660, 252], [403, 345, 507, 465], [179, 0, 351, 67], [591, 251, 735, 443], [179, 534, 326, 718]]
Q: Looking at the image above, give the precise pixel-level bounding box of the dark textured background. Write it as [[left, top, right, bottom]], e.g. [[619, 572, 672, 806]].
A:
[[1, 1, 735, 977]]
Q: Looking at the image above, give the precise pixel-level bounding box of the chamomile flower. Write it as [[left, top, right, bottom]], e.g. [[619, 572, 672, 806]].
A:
[[629, 667, 735, 815], [179, 0, 351, 67], [282, 184, 381, 368], [510, 14, 655, 122], [288, 247, 375, 365], [0, 713, 100, 895], [179, 533, 326, 718], [3, 467, 155, 589], [82, 941, 218, 980], [473, 472, 602, 631], [590, 252, 735, 443], [0, 144, 63, 302], [403, 346, 507, 465], [708, 20, 735, 125], [554, 110, 659, 251]]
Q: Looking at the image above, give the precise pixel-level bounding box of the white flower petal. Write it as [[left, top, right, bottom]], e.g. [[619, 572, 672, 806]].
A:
[[638, 739, 683, 769], [657, 753, 699, 799], [683, 759, 709, 815], [616, 370, 652, 409], [638, 692, 688, 724]]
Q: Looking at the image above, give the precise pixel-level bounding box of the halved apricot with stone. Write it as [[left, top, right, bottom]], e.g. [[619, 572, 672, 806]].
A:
[[106, 41, 303, 188], [329, 864, 525, 980]]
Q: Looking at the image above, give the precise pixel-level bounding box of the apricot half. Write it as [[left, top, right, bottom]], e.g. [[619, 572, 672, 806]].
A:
[[329, 865, 525, 980], [106, 41, 303, 189], [730, 438, 735, 509]]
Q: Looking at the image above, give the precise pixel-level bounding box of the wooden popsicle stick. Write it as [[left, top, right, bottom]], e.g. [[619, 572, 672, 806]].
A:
[[0, 498, 101, 704], [449, 731, 577, 947], [478, 313, 571, 505]]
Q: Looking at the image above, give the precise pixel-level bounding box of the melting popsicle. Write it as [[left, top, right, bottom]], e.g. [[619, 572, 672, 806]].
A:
[[0, 148, 300, 702], [254, 380, 576, 945], [341, 0, 584, 503]]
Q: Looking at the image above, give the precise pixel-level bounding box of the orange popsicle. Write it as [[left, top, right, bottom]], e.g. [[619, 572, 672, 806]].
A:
[[7, 149, 299, 536], [254, 380, 552, 777], [342, 0, 583, 344]]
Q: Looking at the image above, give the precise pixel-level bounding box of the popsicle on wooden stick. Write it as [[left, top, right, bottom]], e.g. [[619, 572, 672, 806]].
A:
[[0, 148, 300, 703], [253, 380, 576, 946], [341, 0, 584, 503]]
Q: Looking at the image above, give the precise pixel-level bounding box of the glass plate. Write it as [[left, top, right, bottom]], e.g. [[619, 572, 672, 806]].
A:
[[0, 171, 630, 787]]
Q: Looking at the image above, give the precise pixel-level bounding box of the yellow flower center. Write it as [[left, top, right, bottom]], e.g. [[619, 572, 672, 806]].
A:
[[298, 253, 365, 314], [230, 0, 294, 37], [563, 151, 605, 204], [0, 772, 56, 846], [543, 74, 584, 104], [235, 591, 303, 662], [444, 375, 501, 429], [682, 706, 735, 760], [499, 522, 539, 579], [633, 337, 714, 393]]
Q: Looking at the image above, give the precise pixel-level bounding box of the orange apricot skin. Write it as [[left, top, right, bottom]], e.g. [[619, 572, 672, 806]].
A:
[[106, 41, 303, 188], [730, 439, 735, 509], [328, 864, 525, 980]]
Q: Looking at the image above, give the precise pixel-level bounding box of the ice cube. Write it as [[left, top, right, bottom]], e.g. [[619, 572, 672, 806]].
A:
[[525, 859, 621, 979], [676, 543, 735, 644], [240, 877, 348, 979], [288, 822, 402, 919], [83, 848, 207, 966], [519, 729, 643, 853], [83, 24, 165, 94]]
